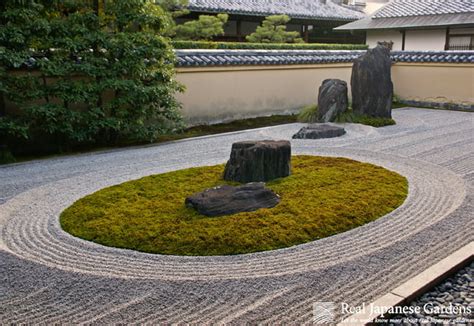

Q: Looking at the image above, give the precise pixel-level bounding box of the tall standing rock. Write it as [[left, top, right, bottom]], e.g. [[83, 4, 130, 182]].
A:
[[317, 79, 348, 122], [351, 45, 393, 118], [224, 140, 291, 183]]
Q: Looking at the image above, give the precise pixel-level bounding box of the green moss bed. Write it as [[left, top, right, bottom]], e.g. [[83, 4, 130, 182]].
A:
[[60, 156, 408, 256]]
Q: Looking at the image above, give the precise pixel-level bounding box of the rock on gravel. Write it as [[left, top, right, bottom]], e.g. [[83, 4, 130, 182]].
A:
[[292, 124, 346, 139], [351, 44, 393, 119], [317, 79, 349, 122]]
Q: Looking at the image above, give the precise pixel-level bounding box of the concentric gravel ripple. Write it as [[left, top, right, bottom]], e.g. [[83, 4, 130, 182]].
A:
[[0, 148, 466, 280], [1, 108, 473, 324]]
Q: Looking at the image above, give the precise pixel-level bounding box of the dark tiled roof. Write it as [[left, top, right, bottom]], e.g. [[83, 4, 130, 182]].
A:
[[373, 0, 474, 19], [391, 51, 474, 63], [335, 12, 474, 30], [336, 0, 474, 30], [187, 0, 365, 21], [176, 50, 474, 67]]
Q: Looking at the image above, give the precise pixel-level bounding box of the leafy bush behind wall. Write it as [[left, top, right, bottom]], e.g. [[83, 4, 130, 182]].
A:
[[0, 0, 184, 156], [172, 40, 369, 50]]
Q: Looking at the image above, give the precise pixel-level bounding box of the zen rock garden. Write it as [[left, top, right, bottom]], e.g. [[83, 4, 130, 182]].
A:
[[187, 45, 395, 216], [186, 140, 291, 216], [293, 44, 394, 139]]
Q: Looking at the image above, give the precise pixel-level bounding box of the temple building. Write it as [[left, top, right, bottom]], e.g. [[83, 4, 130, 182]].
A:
[[178, 0, 368, 43], [336, 0, 474, 50]]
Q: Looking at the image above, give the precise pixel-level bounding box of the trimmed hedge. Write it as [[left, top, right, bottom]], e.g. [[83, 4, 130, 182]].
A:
[[172, 40, 368, 50]]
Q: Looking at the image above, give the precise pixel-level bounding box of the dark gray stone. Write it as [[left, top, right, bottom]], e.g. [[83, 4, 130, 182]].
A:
[[223, 140, 291, 183], [317, 79, 348, 122], [292, 124, 346, 139], [351, 45, 393, 118], [185, 183, 280, 217]]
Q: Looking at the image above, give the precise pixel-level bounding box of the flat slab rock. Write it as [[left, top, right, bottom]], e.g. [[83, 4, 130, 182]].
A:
[[292, 124, 346, 139], [185, 182, 280, 217]]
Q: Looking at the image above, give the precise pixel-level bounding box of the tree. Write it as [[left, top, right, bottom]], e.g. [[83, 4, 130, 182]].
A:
[[0, 0, 184, 157], [173, 14, 229, 41], [156, 0, 189, 18], [154, 0, 189, 37], [246, 15, 304, 44]]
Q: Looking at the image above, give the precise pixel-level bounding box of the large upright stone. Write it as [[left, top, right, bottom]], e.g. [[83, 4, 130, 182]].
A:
[[317, 79, 348, 122], [351, 45, 393, 118], [223, 140, 291, 183]]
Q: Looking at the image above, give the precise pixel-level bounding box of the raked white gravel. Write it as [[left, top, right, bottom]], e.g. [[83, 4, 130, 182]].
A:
[[0, 108, 473, 324]]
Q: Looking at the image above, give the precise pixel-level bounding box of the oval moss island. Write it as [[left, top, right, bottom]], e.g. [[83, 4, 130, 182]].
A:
[[60, 156, 408, 256]]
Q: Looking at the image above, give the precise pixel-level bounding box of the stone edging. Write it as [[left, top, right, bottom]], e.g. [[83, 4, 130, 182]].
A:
[[338, 242, 474, 326], [399, 100, 474, 112]]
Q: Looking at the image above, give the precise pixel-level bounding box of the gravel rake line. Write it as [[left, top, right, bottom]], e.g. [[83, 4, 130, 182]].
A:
[[440, 154, 474, 176], [1, 281, 116, 324], [417, 141, 474, 165], [0, 286, 48, 306], [74, 293, 153, 325], [187, 186, 473, 323], [384, 127, 474, 157], [130, 300, 185, 325], [369, 121, 473, 153], [215, 286, 299, 325], [260, 225, 473, 324], [1, 108, 473, 323], [1, 149, 465, 281]]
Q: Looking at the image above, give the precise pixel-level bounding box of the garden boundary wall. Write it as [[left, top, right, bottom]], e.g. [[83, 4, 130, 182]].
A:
[[175, 50, 474, 125]]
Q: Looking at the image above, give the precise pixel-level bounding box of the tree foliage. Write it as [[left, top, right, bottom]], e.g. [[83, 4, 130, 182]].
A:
[[246, 15, 304, 44], [0, 0, 184, 156], [156, 0, 189, 18], [173, 14, 229, 41]]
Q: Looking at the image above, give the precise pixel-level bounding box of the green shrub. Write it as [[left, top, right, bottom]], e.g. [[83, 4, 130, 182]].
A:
[[297, 105, 319, 123], [173, 14, 228, 41], [335, 110, 396, 127], [0, 146, 15, 164], [0, 0, 184, 156], [172, 40, 369, 50], [246, 15, 303, 44], [297, 105, 395, 127]]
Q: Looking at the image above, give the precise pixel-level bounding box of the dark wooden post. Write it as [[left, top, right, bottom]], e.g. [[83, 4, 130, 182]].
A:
[[237, 19, 242, 42], [304, 25, 309, 43], [0, 92, 5, 118], [93, 0, 99, 15], [444, 27, 450, 50], [401, 30, 406, 50]]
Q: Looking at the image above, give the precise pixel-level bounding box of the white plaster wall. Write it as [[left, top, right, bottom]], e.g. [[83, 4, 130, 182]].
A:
[[405, 29, 446, 51], [176, 63, 474, 125], [365, 2, 388, 14], [176, 64, 353, 125], [367, 29, 447, 51], [366, 30, 403, 50]]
